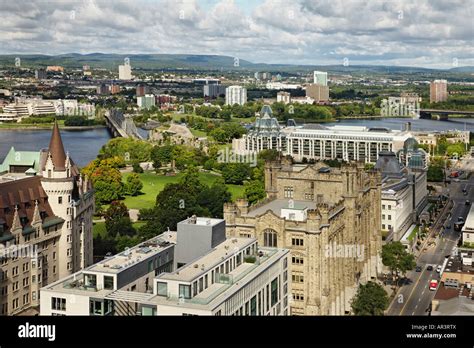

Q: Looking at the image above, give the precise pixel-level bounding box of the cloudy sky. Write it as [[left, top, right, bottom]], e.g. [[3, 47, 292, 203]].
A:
[[1, 0, 473, 68]]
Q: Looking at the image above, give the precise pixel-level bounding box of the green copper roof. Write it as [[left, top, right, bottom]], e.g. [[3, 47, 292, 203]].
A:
[[0, 147, 41, 173]]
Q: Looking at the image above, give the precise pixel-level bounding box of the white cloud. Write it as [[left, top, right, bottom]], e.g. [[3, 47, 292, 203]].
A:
[[0, 0, 472, 68]]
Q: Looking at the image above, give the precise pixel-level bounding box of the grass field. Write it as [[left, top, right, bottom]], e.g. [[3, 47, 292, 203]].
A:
[[121, 171, 245, 210]]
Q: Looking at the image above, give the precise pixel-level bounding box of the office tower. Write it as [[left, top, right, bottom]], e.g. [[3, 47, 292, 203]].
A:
[[203, 84, 226, 98], [306, 84, 329, 102]]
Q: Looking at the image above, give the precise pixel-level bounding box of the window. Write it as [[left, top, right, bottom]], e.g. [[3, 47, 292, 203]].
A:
[[148, 260, 153, 272], [51, 297, 66, 311], [292, 256, 304, 265], [271, 278, 278, 306], [199, 277, 203, 292], [382, 205, 385, 210], [284, 186, 294, 198], [291, 238, 304, 247], [263, 229, 277, 247], [157, 282, 167, 296], [382, 214, 385, 220], [388, 205, 391, 210], [292, 273, 304, 283], [293, 291, 304, 301], [179, 284, 191, 299], [58, 196, 62, 204], [104, 276, 114, 290], [382, 224, 385, 229], [250, 296, 257, 316], [388, 215, 392, 221]]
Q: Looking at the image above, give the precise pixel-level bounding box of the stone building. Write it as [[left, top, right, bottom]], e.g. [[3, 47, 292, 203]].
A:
[[0, 122, 94, 315], [224, 157, 382, 315]]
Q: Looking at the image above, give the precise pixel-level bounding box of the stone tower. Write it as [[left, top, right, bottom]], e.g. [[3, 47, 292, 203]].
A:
[[41, 121, 94, 278]]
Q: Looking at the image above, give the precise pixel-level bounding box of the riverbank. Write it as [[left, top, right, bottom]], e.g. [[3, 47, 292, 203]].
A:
[[0, 123, 107, 131]]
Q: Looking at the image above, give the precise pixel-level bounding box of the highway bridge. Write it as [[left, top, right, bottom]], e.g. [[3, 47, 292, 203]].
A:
[[419, 109, 474, 120], [104, 109, 143, 139]]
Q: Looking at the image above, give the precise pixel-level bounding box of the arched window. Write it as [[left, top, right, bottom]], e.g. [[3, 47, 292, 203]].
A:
[[263, 229, 278, 247]]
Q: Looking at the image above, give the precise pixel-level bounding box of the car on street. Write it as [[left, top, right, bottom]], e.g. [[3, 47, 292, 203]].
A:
[[415, 266, 422, 272], [436, 265, 442, 273], [426, 265, 433, 271], [429, 279, 438, 291], [446, 222, 452, 229], [466, 200, 471, 206]]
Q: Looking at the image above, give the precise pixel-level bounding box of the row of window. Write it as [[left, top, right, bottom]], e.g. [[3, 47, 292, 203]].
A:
[[382, 214, 392, 221], [166, 244, 257, 300], [263, 230, 305, 248]]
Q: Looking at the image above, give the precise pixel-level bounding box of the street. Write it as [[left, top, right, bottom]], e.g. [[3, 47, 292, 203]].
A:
[[388, 158, 474, 316]]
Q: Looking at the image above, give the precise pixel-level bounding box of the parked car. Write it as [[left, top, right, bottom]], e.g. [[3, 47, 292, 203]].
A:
[[426, 265, 433, 271], [466, 200, 471, 206], [415, 266, 422, 272], [436, 265, 442, 273]]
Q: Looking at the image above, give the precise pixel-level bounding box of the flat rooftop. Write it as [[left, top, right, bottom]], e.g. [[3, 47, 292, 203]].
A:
[[288, 125, 411, 139], [158, 237, 255, 282], [87, 232, 176, 274], [153, 246, 288, 309], [462, 205, 474, 232], [179, 216, 223, 227], [444, 251, 474, 275], [247, 199, 317, 217]]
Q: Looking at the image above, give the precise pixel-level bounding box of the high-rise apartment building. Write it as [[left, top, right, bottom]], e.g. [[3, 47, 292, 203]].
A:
[[137, 94, 156, 110], [313, 71, 328, 86], [430, 80, 448, 103], [225, 86, 247, 106], [118, 64, 132, 80]]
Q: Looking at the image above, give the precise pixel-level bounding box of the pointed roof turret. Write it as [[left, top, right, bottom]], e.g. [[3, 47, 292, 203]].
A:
[[48, 121, 67, 170]]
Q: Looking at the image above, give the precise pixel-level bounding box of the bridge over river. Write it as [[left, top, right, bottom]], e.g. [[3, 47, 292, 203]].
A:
[[104, 109, 143, 139]]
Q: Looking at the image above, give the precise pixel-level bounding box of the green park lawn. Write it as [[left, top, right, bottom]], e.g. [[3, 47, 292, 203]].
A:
[[121, 171, 245, 210]]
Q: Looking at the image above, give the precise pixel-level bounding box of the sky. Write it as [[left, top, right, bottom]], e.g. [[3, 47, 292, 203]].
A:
[[0, 0, 473, 68]]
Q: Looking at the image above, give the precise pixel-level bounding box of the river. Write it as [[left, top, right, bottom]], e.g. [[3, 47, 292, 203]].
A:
[[0, 118, 472, 168], [0, 127, 112, 168], [325, 117, 474, 132]]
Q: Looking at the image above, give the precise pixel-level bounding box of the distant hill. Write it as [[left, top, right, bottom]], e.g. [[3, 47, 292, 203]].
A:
[[0, 53, 472, 76]]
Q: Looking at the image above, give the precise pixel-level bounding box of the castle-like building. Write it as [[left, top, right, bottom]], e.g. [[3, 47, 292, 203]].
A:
[[224, 157, 382, 315], [0, 122, 94, 315]]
